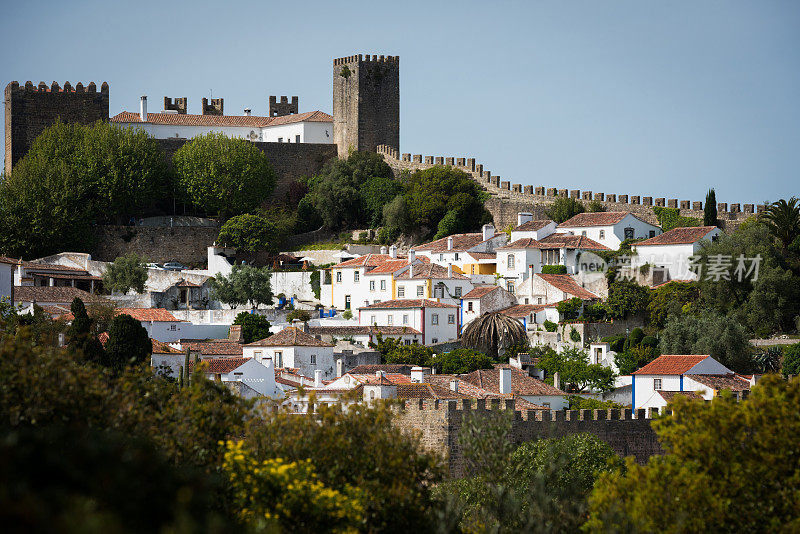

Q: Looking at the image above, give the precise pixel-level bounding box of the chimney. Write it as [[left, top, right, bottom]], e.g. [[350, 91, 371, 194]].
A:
[[140, 96, 148, 121], [376, 370, 386, 379], [482, 224, 495, 241], [336, 358, 344, 378], [380, 246, 388, 254], [408, 249, 415, 263], [389, 245, 397, 258], [499, 367, 512, 394], [450, 379, 459, 392], [410, 366, 426, 383], [228, 324, 243, 343], [408, 263, 413, 278], [447, 237, 453, 251], [553, 372, 561, 391], [314, 369, 323, 387], [517, 212, 533, 227], [447, 264, 453, 278], [244, 108, 252, 116]]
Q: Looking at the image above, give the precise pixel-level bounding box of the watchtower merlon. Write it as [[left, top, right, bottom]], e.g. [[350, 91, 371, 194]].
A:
[[201, 97, 224, 116], [4, 80, 109, 175], [332, 54, 399, 158], [269, 96, 299, 117], [164, 97, 188, 114]]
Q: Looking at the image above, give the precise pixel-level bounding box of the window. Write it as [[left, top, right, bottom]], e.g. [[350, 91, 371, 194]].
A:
[[295, 135, 300, 143], [336, 271, 342, 283], [277, 137, 283, 143], [439, 254, 444, 261], [537, 297, 542, 304], [275, 351, 283, 368], [387, 315, 393, 325], [434, 283, 444, 298], [581, 230, 587, 236], [432, 338, 438, 344], [369, 280, 375, 291], [310, 354, 316, 364], [454, 252, 459, 261], [431, 314, 439, 325], [370, 390, 375, 400], [380, 280, 386, 291], [624, 227, 635, 240], [345, 295, 351, 309], [649, 230, 656, 238], [653, 378, 662, 391], [170, 324, 177, 331], [417, 286, 424, 297], [454, 286, 462, 298], [467, 301, 473, 312], [524, 298, 529, 304], [371, 315, 377, 325], [398, 286, 405, 297], [448, 314, 455, 324], [404, 339, 412, 345], [254, 351, 262, 359], [507, 281, 515, 294], [403, 314, 409, 324], [508, 254, 515, 269], [354, 271, 360, 282], [599, 230, 605, 239]]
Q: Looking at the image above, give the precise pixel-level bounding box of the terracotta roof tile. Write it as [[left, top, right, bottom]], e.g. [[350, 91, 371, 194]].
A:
[[462, 285, 500, 299], [689, 374, 751, 392], [333, 254, 398, 269], [347, 364, 417, 374], [110, 109, 332, 127], [395, 383, 471, 399], [393, 263, 468, 280], [413, 233, 486, 253], [635, 226, 717, 246], [182, 340, 244, 356], [632, 355, 710, 375], [537, 233, 611, 250], [14, 286, 108, 304], [497, 238, 547, 250], [515, 219, 555, 231], [20, 261, 87, 272], [466, 252, 497, 260], [358, 298, 459, 309], [116, 308, 181, 322], [152, 338, 182, 354], [0, 256, 20, 265], [498, 303, 554, 318], [657, 390, 705, 402], [308, 325, 421, 336], [558, 211, 633, 227], [458, 367, 566, 396], [246, 326, 334, 347], [188, 357, 252, 374], [535, 274, 600, 300], [363, 259, 410, 275]]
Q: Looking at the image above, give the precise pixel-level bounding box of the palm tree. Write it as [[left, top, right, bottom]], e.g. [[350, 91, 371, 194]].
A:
[[462, 312, 527, 360], [762, 197, 800, 252]]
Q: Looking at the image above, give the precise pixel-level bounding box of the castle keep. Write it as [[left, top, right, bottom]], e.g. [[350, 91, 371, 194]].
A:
[[4, 81, 109, 174], [333, 55, 400, 157]]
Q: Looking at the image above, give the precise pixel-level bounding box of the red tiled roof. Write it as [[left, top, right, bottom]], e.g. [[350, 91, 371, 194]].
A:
[[246, 326, 333, 347], [689, 374, 751, 392], [497, 238, 547, 250], [657, 391, 705, 402], [30, 272, 101, 281], [98, 332, 109, 347], [537, 233, 611, 251], [535, 274, 600, 300], [515, 219, 555, 231], [308, 325, 422, 336], [558, 211, 633, 227], [20, 261, 87, 272], [632, 355, 710, 375], [333, 254, 397, 269], [635, 226, 717, 246], [362, 259, 410, 275], [458, 367, 566, 396], [395, 383, 472, 400], [110, 109, 332, 127], [0, 256, 19, 265], [347, 364, 417, 375], [394, 263, 468, 280], [498, 303, 553, 318], [175, 279, 204, 287], [347, 373, 412, 385], [276, 376, 303, 388], [462, 285, 500, 299], [465, 252, 497, 260], [152, 338, 182, 354], [14, 286, 108, 304], [182, 340, 244, 356], [413, 233, 487, 253], [358, 298, 459, 309], [116, 308, 181, 322], [188, 357, 252, 374]]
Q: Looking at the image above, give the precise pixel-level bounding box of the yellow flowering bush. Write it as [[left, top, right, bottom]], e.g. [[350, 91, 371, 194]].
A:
[[221, 440, 363, 533]]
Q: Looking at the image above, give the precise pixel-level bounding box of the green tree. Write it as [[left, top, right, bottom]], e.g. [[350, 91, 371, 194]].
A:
[[102, 253, 148, 294], [0, 121, 170, 258], [360, 175, 403, 228], [104, 314, 151, 373], [217, 213, 285, 253], [384, 344, 434, 366], [704, 188, 718, 227], [653, 206, 700, 232], [659, 310, 753, 372], [210, 264, 273, 308], [537, 346, 615, 392], [286, 309, 312, 323], [586, 200, 607, 213], [605, 278, 649, 319], [65, 298, 105, 364], [783, 343, 800, 375], [556, 297, 583, 320], [615, 345, 658, 375], [430, 349, 495, 374], [382, 194, 409, 237], [232, 312, 272, 344], [462, 312, 527, 361], [762, 197, 800, 252], [173, 132, 276, 218], [546, 197, 585, 223], [586, 375, 800, 533], [647, 280, 699, 328]]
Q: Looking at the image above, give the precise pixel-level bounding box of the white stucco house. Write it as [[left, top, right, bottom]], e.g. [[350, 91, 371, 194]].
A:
[[510, 213, 558, 242], [498, 303, 561, 330], [308, 325, 422, 347], [392, 262, 473, 306], [327, 251, 419, 310], [557, 211, 662, 250], [461, 285, 517, 326], [188, 357, 281, 398], [632, 226, 722, 283], [357, 299, 460, 345], [110, 96, 333, 144], [0, 257, 17, 303], [243, 323, 336, 380], [412, 225, 508, 275], [514, 273, 600, 306], [631, 354, 752, 410]]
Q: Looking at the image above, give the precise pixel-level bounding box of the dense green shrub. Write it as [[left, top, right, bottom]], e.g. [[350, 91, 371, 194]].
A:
[[541, 265, 567, 274], [543, 320, 558, 332], [218, 213, 286, 253]]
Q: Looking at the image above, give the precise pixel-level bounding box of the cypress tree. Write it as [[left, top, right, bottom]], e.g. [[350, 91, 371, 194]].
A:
[[704, 189, 718, 227]]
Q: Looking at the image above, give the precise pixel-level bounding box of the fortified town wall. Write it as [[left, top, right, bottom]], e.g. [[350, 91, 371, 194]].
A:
[[90, 225, 220, 265], [376, 145, 759, 232], [393, 398, 663, 478]]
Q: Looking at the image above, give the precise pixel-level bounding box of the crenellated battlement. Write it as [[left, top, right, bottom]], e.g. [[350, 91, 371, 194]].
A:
[[333, 54, 399, 65], [375, 145, 761, 230], [395, 398, 660, 420], [269, 95, 299, 117], [164, 96, 188, 114], [6, 80, 109, 94]]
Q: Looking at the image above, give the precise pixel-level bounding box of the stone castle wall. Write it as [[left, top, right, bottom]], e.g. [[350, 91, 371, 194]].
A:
[[376, 145, 758, 233], [90, 225, 220, 265], [5, 81, 110, 174], [393, 399, 663, 477]]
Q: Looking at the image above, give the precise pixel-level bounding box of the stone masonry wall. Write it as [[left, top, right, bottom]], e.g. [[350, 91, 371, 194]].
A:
[[90, 225, 220, 265], [376, 145, 758, 234], [394, 399, 662, 478], [5, 81, 110, 174]]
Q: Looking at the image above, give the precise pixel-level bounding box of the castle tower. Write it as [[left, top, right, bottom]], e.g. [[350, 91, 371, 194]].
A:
[[332, 54, 399, 158], [4, 80, 109, 174]]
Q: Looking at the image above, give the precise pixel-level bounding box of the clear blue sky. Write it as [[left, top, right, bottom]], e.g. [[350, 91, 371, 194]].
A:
[[3, 0, 798, 205]]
